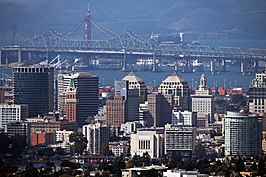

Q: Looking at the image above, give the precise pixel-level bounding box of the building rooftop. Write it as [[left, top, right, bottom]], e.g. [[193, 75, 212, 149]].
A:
[[122, 71, 144, 83], [162, 71, 187, 84]]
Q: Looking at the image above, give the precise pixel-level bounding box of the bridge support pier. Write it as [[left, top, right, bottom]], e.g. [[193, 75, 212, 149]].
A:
[[18, 49, 21, 64], [0, 50, 2, 66], [121, 52, 127, 71], [174, 62, 178, 71], [28, 52, 32, 62], [210, 60, 215, 74], [151, 53, 162, 72], [240, 59, 246, 75], [221, 59, 226, 72], [253, 60, 258, 73]]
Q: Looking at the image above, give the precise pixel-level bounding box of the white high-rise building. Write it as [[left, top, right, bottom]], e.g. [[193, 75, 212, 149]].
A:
[[0, 104, 28, 131], [248, 71, 266, 113], [158, 72, 190, 110], [83, 121, 109, 155], [172, 110, 197, 127], [130, 128, 164, 158], [192, 74, 214, 123], [224, 111, 262, 157]]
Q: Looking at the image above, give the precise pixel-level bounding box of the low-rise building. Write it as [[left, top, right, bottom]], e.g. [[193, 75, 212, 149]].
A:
[[172, 110, 197, 127], [6, 121, 28, 137], [109, 141, 129, 157], [55, 130, 73, 150], [0, 104, 28, 131], [120, 121, 142, 136], [165, 124, 196, 158], [163, 169, 208, 177], [130, 128, 164, 158], [122, 165, 167, 177]]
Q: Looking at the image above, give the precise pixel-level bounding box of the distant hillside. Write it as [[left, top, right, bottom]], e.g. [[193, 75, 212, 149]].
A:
[[0, 0, 266, 45]]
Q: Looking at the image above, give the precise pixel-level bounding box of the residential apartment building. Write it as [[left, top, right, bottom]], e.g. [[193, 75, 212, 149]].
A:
[[224, 111, 262, 157]]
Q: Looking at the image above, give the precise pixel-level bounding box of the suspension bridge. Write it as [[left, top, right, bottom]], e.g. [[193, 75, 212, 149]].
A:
[[1, 3, 266, 74]]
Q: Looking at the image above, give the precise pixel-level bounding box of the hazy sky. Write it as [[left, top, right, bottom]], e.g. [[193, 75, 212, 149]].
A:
[[0, 0, 266, 45]]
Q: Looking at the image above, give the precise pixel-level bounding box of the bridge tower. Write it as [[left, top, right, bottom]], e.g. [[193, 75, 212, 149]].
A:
[[84, 0, 92, 41]]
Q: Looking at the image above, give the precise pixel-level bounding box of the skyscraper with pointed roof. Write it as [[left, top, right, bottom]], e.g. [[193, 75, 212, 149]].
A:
[[122, 71, 147, 103], [65, 78, 77, 122], [57, 72, 98, 126], [158, 72, 190, 110]]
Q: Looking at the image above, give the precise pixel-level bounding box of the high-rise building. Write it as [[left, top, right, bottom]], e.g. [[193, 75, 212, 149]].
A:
[[65, 78, 77, 122], [158, 72, 190, 110], [172, 110, 197, 127], [164, 124, 196, 158], [130, 128, 164, 158], [147, 92, 172, 127], [57, 72, 99, 125], [106, 80, 139, 127], [0, 89, 4, 103], [139, 102, 151, 127], [83, 121, 110, 155], [115, 80, 139, 122], [106, 96, 127, 126], [0, 104, 28, 131], [13, 66, 54, 117], [122, 71, 147, 103], [192, 74, 214, 123], [57, 73, 72, 115], [248, 70, 266, 113], [224, 111, 262, 157]]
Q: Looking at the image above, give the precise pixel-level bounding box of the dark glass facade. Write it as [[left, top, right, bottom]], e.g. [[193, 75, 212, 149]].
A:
[[13, 66, 54, 117]]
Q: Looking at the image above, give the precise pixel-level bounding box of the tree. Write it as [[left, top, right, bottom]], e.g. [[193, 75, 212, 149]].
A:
[[235, 157, 245, 172], [194, 143, 206, 160], [55, 147, 66, 156], [37, 147, 55, 158], [140, 168, 161, 177], [9, 134, 27, 155], [0, 162, 18, 176], [23, 163, 40, 177], [258, 157, 265, 176], [60, 160, 80, 169], [0, 134, 9, 157], [69, 133, 88, 155]]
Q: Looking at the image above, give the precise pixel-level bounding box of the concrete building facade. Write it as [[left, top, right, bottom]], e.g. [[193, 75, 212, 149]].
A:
[[249, 71, 266, 113], [83, 121, 110, 155], [130, 128, 164, 158], [172, 110, 197, 127], [158, 72, 190, 110], [122, 71, 147, 103], [57, 72, 99, 126], [147, 92, 172, 127], [164, 124, 196, 157], [192, 74, 214, 123], [0, 104, 28, 131]]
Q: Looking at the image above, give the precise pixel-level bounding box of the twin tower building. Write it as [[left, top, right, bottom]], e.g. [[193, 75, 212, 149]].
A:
[[12, 66, 213, 127]]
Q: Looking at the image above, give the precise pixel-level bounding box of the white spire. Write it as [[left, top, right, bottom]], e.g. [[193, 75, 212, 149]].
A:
[[199, 74, 206, 91]]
